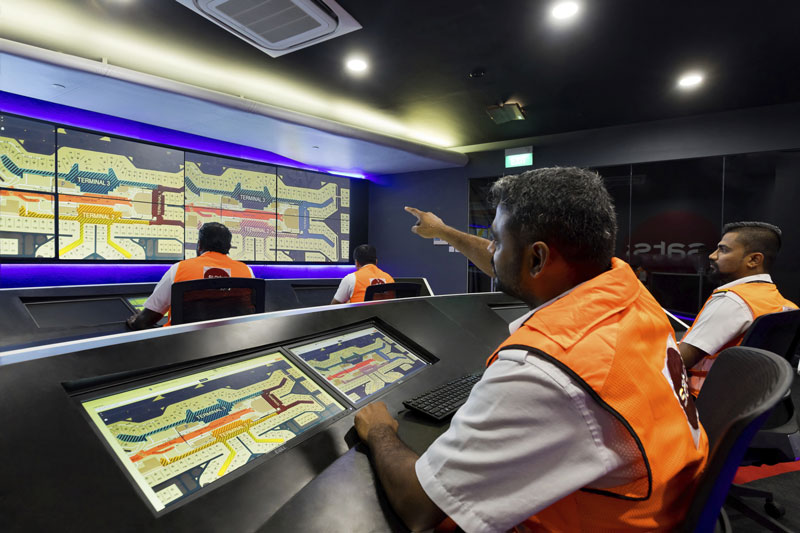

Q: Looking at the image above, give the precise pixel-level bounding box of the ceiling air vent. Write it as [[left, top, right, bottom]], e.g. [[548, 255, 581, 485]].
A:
[[175, 0, 361, 57]]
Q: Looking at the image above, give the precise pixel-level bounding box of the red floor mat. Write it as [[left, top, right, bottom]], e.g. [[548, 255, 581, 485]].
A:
[[734, 460, 800, 484]]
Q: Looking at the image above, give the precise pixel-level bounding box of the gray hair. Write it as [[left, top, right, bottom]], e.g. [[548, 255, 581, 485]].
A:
[[490, 167, 617, 267]]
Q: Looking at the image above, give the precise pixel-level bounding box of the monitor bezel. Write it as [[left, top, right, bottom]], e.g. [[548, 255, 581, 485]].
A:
[[67, 342, 352, 516], [285, 318, 437, 406]]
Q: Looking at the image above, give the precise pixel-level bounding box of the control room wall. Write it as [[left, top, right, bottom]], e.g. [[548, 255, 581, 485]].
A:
[[369, 103, 800, 295]]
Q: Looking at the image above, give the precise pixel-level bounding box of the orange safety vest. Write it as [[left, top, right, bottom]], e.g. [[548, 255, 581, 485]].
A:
[[686, 281, 797, 396], [484, 259, 708, 532], [164, 251, 253, 325], [349, 263, 395, 303]]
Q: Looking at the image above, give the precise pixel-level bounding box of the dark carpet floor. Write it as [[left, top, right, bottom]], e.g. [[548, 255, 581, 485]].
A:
[[726, 471, 800, 532]]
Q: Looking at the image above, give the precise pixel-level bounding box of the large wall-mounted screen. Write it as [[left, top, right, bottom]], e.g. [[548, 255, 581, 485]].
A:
[[289, 326, 427, 403], [81, 351, 346, 512], [0, 112, 359, 263], [57, 128, 185, 261], [185, 152, 279, 261], [277, 168, 349, 262], [0, 114, 57, 257]]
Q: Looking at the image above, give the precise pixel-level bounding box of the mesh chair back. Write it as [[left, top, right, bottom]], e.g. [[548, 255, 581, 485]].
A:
[[740, 309, 800, 361], [680, 346, 792, 532], [170, 277, 266, 325], [363, 282, 421, 302], [739, 309, 800, 451]]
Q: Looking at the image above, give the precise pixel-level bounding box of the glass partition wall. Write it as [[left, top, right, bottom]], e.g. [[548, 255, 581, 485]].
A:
[[468, 151, 800, 317]]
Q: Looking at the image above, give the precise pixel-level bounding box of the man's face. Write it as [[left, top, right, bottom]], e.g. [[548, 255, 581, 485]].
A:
[[488, 204, 526, 301], [708, 232, 749, 285]]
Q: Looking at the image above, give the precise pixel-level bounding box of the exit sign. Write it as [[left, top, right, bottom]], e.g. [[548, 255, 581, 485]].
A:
[[505, 146, 533, 168]]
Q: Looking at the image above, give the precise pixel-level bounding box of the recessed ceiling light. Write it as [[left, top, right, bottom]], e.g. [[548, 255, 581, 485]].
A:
[[551, 1, 580, 20], [677, 72, 704, 89], [345, 57, 368, 73]]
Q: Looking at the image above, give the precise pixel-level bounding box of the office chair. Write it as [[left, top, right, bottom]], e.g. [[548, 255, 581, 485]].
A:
[[740, 309, 800, 460], [680, 346, 792, 533], [363, 282, 421, 302], [719, 309, 800, 528], [170, 277, 266, 325]]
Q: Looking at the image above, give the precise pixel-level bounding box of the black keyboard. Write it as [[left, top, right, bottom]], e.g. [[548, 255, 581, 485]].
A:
[[403, 372, 483, 420]]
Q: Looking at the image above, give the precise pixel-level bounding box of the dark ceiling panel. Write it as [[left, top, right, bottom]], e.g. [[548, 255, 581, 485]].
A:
[[6, 0, 800, 147]]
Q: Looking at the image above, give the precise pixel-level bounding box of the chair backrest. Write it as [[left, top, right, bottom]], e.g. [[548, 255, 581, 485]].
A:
[[740, 309, 800, 360], [739, 308, 800, 450], [679, 346, 792, 533], [170, 277, 266, 325], [363, 282, 421, 302]]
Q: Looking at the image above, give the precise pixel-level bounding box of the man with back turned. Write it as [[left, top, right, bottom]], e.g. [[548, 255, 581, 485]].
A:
[[353, 167, 708, 532], [126, 222, 253, 329], [331, 244, 394, 304]]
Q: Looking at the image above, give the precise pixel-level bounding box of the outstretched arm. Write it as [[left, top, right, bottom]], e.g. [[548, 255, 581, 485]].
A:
[[354, 402, 446, 531], [404, 206, 494, 277]]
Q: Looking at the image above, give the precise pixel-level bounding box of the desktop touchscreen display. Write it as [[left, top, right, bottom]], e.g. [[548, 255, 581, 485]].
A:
[[81, 351, 345, 512], [125, 295, 148, 313], [289, 326, 428, 404]]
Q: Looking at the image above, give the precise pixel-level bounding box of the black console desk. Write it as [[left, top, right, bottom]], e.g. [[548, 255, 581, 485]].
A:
[[0, 277, 434, 352], [0, 291, 523, 532]]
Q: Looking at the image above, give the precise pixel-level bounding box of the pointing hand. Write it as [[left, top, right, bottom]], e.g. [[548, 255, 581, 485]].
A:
[[404, 206, 446, 239]]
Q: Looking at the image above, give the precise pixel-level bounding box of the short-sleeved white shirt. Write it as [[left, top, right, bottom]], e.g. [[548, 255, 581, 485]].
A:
[[333, 272, 357, 303], [415, 304, 643, 533], [143, 259, 254, 315], [680, 274, 773, 356]]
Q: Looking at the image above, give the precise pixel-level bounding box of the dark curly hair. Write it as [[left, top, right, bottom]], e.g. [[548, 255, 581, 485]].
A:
[[198, 222, 233, 254], [490, 167, 617, 268]]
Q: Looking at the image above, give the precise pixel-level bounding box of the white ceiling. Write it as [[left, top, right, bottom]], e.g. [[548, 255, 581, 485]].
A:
[[0, 39, 468, 176]]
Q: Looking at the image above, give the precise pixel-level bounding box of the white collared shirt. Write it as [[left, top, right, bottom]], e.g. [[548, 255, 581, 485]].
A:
[[414, 293, 642, 533], [681, 274, 773, 356], [333, 272, 357, 303]]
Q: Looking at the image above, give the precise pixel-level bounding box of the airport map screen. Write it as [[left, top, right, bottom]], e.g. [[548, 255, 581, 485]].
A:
[[56, 128, 186, 261], [81, 351, 345, 512], [1, 113, 354, 262], [126, 296, 149, 313], [290, 326, 428, 403]]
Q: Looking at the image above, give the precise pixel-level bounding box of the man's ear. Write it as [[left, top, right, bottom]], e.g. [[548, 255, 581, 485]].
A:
[[747, 252, 764, 269], [528, 242, 549, 278]]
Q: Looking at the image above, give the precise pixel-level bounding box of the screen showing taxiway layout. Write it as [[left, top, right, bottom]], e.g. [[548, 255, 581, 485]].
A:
[[290, 326, 428, 403], [82, 352, 345, 512], [184, 152, 279, 262], [276, 167, 350, 263], [126, 295, 149, 312], [1, 113, 355, 262], [0, 114, 57, 257], [57, 128, 185, 261]]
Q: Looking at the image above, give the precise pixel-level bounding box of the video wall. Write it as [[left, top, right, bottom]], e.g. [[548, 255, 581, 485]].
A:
[[0, 113, 353, 263]]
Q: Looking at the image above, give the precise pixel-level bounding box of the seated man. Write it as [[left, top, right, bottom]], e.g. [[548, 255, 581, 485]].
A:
[[355, 168, 708, 532], [331, 244, 394, 304], [126, 222, 254, 329], [680, 221, 797, 396]]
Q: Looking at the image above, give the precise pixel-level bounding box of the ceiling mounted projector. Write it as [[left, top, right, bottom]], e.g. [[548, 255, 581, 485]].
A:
[[486, 103, 526, 124], [174, 0, 361, 57]]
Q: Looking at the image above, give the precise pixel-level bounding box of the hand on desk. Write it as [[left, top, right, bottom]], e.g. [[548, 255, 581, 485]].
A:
[[353, 401, 446, 531], [354, 401, 399, 442]]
